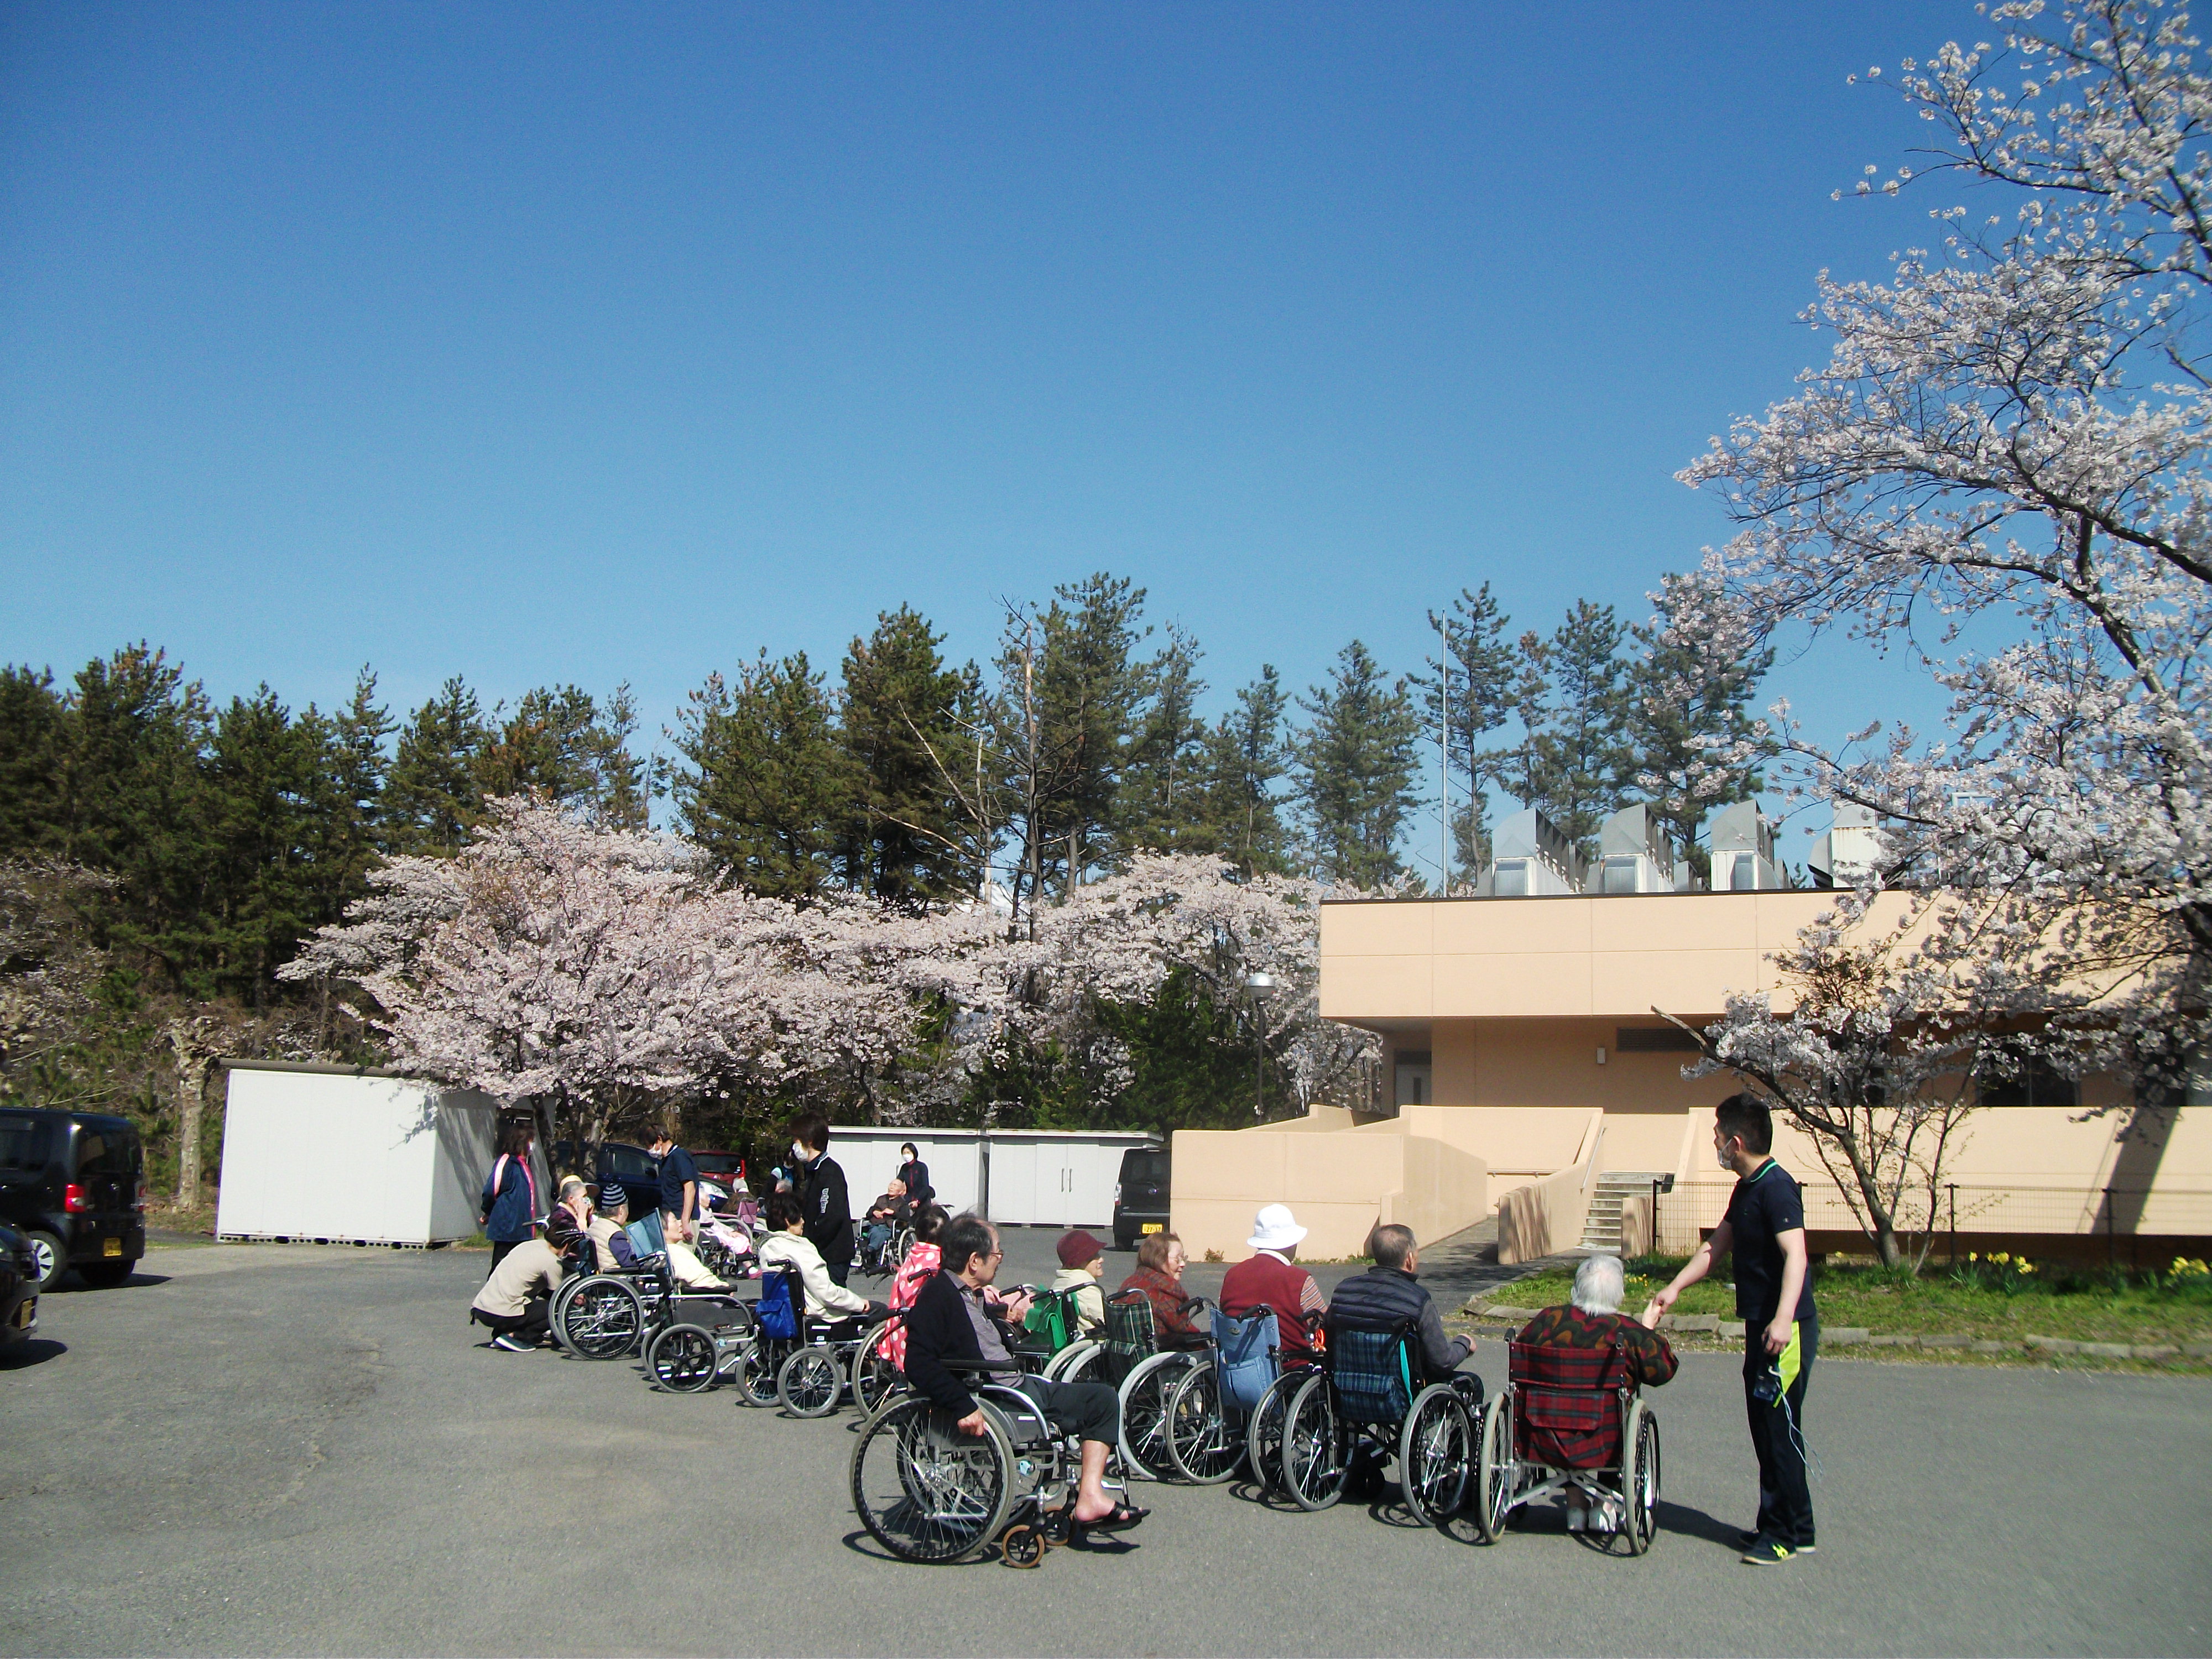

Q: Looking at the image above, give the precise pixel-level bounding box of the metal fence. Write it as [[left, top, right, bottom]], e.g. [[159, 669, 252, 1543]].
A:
[[1647, 1178, 2212, 1260]]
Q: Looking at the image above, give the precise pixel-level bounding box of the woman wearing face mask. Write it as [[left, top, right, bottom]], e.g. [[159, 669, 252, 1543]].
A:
[[787, 1113, 856, 1286]]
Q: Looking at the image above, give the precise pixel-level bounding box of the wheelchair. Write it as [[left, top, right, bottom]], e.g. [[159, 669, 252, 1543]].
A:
[[1470, 1339, 1662, 1554], [857, 1219, 914, 1280], [1072, 1287, 1207, 1481], [645, 1292, 758, 1392], [1007, 1284, 1098, 1381], [1243, 1314, 1327, 1495], [737, 1270, 888, 1417], [1279, 1319, 1484, 1531], [551, 1248, 674, 1359], [1160, 1301, 1281, 1484], [848, 1367, 1131, 1568]]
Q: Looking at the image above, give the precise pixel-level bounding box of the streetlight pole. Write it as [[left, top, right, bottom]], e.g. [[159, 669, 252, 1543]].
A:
[[1243, 971, 1276, 1123]]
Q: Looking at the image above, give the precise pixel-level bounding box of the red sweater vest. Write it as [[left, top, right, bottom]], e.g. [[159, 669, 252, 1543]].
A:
[[1220, 1250, 1316, 1357]]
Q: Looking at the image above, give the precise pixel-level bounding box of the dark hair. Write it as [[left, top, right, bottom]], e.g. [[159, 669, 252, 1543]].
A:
[[913, 1203, 949, 1243], [940, 1214, 997, 1274], [1135, 1231, 1182, 1273], [648, 1124, 676, 1146], [1714, 1093, 1773, 1156], [900, 1142, 919, 1160], [1369, 1223, 1416, 1271], [790, 1112, 830, 1153], [499, 1121, 534, 1159], [765, 1191, 805, 1231]]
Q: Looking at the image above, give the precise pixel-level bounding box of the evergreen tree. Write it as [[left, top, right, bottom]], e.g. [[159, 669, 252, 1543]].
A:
[[1119, 625, 1210, 855], [1292, 641, 1423, 888], [838, 607, 979, 907], [55, 646, 218, 988], [671, 652, 855, 899], [1477, 630, 1552, 815], [1527, 600, 1631, 854], [0, 666, 66, 855], [1624, 571, 1777, 865], [206, 686, 324, 1002], [1413, 583, 1520, 881], [384, 677, 489, 855], [1034, 572, 1153, 889], [1199, 666, 1292, 878], [473, 683, 648, 828]]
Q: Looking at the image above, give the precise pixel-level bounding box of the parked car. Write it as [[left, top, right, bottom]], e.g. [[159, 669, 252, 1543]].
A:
[[689, 1149, 745, 1204], [1111, 1147, 1171, 1251], [0, 1222, 36, 1345], [0, 1109, 147, 1291], [592, 1141, 663, 1214]]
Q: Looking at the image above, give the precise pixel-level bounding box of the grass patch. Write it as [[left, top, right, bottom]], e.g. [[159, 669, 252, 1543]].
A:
[[1472, 1253, 2212, 1346]]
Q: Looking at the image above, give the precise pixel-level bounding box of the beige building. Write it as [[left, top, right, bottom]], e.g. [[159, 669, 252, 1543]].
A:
[[1170, 886, 2210, 1265]]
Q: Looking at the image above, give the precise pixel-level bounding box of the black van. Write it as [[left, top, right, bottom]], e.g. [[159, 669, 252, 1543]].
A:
[[0, 1109, 146, 1290], [1111, 1146, 1171, 1251]]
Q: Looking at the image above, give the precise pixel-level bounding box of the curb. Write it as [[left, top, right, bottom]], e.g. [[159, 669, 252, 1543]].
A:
[[1457, 1306, 2212, 1368]]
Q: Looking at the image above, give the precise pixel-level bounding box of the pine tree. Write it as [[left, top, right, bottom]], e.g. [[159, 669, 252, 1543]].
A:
[[0, 666, 66, 855], [1477, 630, 1552, 815], [1292, 641, 1423, 888], [55, 646, 218, 987], [1119, 625, 1210, 856], [838, 607, 979, 907], [1413, 583, 1520, 882], [1199, 666, 1292, 878], [670, 652, 855, 899], [1035, 572, 1153, 889], [1527, 600, 1631, 854], [384, 678, 489, 855], [1624, 571, 1777, 865], [206, 686, 324, 1003]]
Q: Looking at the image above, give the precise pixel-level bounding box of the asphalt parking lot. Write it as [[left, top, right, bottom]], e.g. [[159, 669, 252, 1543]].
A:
[[4, 1235, 2210, 1657]]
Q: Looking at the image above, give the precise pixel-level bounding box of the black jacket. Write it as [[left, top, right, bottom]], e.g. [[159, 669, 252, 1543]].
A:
[[896, 1159, 933, 1208], [1327, 1264, 1472, 1384], [800, 1154, 854, 1266], [902, 1269, 1015, 1418]]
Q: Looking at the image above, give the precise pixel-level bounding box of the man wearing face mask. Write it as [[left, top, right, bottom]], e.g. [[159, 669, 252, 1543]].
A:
[[789, 1113, 856, 1286]]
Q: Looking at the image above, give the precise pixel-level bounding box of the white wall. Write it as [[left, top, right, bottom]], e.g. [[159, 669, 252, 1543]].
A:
[[813, 1129, 1156, 1228], [827, 1131, 983, 1218], [217, 1067, 504, 1245]]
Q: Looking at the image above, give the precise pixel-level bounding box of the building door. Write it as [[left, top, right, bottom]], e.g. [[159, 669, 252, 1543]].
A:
[[1395, 1052, 1431, 1108]]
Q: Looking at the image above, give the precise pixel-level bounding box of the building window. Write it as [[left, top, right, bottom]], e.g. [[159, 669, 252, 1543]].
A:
[[1394, 1051, 1432, 1108], [1978, 1060, 2079, 1108], [1616, 1026, 1703, 1053], [1728, 854, 1755, 891], [1601, 856, 1639, 895], [1493, 860, 1528, 897]]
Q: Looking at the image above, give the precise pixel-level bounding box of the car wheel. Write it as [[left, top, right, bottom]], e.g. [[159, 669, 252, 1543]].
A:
[[76, 1260, 134, 1288], [26, 1232, 66, 1292]]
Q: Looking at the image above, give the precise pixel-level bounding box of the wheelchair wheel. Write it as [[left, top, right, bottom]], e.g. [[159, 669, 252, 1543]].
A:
[[1399, 1383, 1474, 1531], [547, 1276, 585, 1356], [648, 1323, 721, 1392], [999, 1524, 1046, 1569], [1049, 1342, 1100, 1383], [850, 1396, 1014, 1564], [561, 1276, 645, 1359], [778, 1345, 846, 1417], [1164, 1360, 1243, 1484], [1281, 1372, 1347, 1512], [737, 1341, 784, 1407], [1117, 1352, 1192, 1481], [1472, 1393, 1514, 1543], [1042, 1338, 1098, 1382], [1622, 1403, 1661, 1556], [1245, 1369, 1302, 1493], [852, 1321, 905, 1418]]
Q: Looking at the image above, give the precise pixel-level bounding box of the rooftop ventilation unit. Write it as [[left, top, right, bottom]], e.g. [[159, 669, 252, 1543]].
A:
[[1595, 805, 1677, 894], [1808, 801, 1885, 890], [1708, 800, 1783, 891], [1484, 806, 1584, 896]]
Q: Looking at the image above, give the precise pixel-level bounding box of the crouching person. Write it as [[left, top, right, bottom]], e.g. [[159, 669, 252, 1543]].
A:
[[904, 1215, 1146, 1535], [470, 1220, 570, 1352]]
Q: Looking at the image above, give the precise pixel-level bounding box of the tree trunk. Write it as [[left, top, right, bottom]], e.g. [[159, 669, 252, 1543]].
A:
[[1833, 1125, 1904, 1270], [169, 1020, 206, 1206]]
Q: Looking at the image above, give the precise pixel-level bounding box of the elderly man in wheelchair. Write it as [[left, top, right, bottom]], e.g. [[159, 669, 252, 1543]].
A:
[[850, 1213, 1145, 1564], [1472, 1254, 1678, 1552]]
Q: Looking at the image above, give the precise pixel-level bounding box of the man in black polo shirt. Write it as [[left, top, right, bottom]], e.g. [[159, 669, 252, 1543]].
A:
[[1652, 1093, 1818, 1565]]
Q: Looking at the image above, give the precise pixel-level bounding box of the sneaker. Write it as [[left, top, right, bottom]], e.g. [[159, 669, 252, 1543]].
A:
[[1740, 1536, 1796, 1566], [1741, 1528, 1817, 1554], [492, 1332, 536, 1352]]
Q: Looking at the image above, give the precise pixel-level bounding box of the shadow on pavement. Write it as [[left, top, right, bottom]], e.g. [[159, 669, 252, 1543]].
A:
[[48, 1271, 172, 1294], [1, 1337, 67, 1369], [1652, 1499, 1745, 1550]]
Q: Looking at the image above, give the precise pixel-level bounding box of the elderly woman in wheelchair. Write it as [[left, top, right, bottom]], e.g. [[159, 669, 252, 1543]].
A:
[[851, 1214, 1145, 1564], [1471, 1254, 1677, 1553]]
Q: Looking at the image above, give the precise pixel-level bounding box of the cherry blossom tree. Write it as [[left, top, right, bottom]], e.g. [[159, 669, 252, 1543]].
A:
[[1682, 0, 2212, 1099]]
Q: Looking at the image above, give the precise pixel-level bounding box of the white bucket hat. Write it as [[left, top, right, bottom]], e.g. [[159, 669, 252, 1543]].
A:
[[1248, 1203, 1308, 1253]]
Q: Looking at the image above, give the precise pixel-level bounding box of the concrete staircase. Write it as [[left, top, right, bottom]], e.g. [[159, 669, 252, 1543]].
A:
[[1580, 1171, 1671, 1253]]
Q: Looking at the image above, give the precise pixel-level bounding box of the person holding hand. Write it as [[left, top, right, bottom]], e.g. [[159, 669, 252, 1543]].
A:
[[1651, 1093, 1818, 1566]]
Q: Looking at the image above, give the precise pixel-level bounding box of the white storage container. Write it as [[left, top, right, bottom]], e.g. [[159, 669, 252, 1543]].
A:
[[818, 1127, 1156, 1228], [217, 1063, 532, 1246]]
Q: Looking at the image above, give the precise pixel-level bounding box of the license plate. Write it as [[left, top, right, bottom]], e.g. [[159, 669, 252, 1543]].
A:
[[1140, 1223, 1164, 1235], [102, 1237, 122, 1258]]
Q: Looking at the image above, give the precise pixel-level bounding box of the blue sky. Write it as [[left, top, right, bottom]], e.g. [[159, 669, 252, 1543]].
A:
[[1, 3, 1976, 868]]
